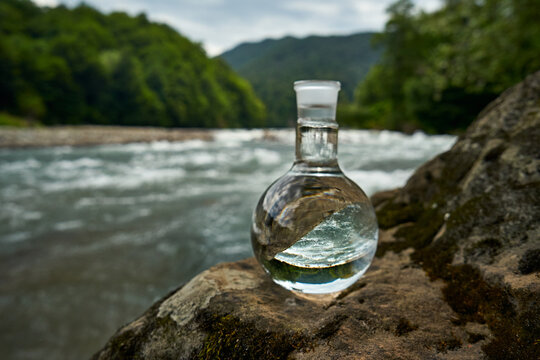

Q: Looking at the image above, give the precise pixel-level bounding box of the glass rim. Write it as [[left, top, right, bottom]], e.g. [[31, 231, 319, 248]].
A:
[[294, 80, 341, 90]]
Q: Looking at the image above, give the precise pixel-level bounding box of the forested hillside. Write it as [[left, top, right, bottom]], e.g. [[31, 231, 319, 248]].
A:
[[355, 0, 540, 133], [3, 0, 537, 133], [0, 0, 265, 128], [220, 33, 381, 127]]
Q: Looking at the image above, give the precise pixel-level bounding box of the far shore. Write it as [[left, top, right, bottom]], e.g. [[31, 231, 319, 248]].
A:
[[0, 125, 217, 148], [0, 125, 442, 149]]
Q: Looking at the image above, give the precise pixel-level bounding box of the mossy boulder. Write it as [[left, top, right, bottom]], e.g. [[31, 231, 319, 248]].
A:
[[93, 71, 540, 359]]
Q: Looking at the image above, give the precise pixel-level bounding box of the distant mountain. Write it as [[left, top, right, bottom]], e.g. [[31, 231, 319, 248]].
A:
[[220, 33, 382, 126]]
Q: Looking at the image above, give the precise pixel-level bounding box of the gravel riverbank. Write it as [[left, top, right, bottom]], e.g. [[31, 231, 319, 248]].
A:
[[0, 126, 214, 148]]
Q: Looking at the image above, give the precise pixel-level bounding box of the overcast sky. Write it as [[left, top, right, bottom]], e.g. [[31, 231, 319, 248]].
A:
[[35, 0, 442, 56]]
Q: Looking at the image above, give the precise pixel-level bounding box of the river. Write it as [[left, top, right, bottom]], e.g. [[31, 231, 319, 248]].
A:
[[0, 129, 455, 359]]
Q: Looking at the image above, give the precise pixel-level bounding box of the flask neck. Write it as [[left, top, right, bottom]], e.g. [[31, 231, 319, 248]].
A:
[[294, 105, 339, 170]]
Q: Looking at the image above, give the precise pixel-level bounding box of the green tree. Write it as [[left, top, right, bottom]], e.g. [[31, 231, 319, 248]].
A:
[[0, 0, 265, 128], [356, 0, 540, 133]]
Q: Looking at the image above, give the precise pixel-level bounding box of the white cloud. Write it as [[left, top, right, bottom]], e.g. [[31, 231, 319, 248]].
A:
[[34, 0, 59, 6], [55, 0, 443, 56], [416, 0, 442, 13], [282, 1, 342, 17]]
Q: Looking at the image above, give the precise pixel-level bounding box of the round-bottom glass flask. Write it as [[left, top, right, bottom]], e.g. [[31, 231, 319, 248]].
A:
[[250, 80, 378, 294]]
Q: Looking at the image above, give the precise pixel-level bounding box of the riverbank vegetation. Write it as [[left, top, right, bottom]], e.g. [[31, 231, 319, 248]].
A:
[[351, 0, 540, 133], [0, 0, 265, 128]]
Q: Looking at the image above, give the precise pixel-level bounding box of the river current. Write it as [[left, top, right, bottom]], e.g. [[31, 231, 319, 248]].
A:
[[0, 129, 455, 359]]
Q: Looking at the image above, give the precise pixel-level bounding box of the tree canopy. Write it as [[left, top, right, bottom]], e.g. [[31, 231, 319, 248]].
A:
[[0, 0, 265, 128], [355, 0, 540, 133]]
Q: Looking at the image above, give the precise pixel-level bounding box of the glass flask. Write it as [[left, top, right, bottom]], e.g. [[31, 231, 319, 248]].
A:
[[250, 80, 378, 294]]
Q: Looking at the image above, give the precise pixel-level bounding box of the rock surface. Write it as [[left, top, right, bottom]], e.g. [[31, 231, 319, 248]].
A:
[[93, 72, 540, 360]]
